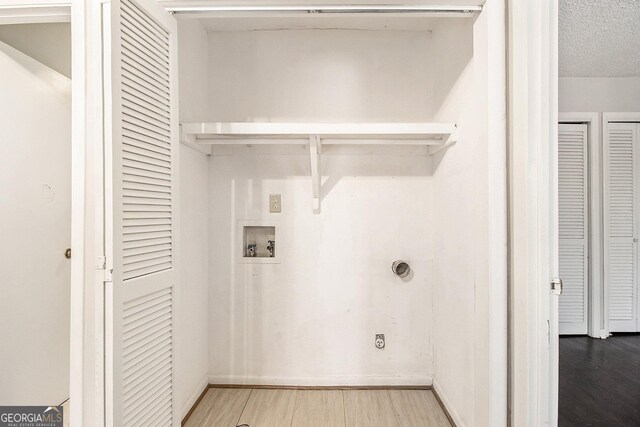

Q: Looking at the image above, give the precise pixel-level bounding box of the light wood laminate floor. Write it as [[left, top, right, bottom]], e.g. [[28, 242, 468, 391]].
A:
[[185, 388, 452, 427]]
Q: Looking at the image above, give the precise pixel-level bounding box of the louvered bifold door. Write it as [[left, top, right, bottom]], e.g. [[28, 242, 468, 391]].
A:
[[605, 123, 638, 332], [558, 124, 589, 335], [103, 0, 178, 426]]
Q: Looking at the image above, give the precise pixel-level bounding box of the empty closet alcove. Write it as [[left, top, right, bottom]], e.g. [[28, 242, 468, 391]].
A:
[[172, 5, 506, 426], [90, 0, 506, 425]]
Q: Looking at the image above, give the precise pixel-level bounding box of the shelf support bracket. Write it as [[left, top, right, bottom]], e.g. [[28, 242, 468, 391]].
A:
[[309, 134, 321, 213], [428, 126, 458, 156]]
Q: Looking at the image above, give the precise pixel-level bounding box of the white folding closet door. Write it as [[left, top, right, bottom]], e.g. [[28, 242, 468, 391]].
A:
[[103, 0, 179, 425], [558, 124, 589, 335], [605, 123, 638, 332]]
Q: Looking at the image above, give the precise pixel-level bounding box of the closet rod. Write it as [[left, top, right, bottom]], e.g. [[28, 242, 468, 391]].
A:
[[166, 5, 482, 15]]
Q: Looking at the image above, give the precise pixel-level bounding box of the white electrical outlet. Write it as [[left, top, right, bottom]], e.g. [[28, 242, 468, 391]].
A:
[[269, 194, 282, 213], [375, 334, 385, 349]]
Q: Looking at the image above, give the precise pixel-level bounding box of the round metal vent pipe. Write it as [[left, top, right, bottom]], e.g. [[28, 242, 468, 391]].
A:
[[391, 260, 411, 278]]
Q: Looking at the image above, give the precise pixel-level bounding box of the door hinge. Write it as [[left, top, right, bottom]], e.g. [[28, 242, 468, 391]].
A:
[[551, 278, 563, 295], [97, 256, 113, 284]]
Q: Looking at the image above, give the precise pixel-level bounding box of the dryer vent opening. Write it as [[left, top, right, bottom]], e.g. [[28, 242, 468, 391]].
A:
[[392, 260, 410, 278]]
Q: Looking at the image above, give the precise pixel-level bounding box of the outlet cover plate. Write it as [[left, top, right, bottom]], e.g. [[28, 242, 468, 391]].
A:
[[375, 334, 385, 349], [269, 194, 282, 213]]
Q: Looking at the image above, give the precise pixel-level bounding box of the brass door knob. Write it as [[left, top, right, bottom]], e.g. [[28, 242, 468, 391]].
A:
[[65, 248, 71, 259]]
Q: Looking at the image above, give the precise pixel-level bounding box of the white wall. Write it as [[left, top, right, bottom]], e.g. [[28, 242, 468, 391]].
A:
[[178, 20, 209, 124], [559, 77, 640, 112], [177, 145, 210, 415], [208, 148, 434, 385], [0, 41, 71, 405], [207, 29, 433, 122], [430, 18, 482, 427], [0, 23, 71, 78], [176, 20, 211, 417], [430, 2, 506, 425], [204, 28, 436, 385]]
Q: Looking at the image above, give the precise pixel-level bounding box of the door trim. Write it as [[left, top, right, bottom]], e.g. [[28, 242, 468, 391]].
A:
[[507, 0, 559, 425], [71, 1, 107, 426]]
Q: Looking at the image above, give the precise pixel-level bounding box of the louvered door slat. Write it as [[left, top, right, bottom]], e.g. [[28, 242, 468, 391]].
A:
[[123, 178, 171, 192], [123, 145, 171, 165], [123, 234, 170, 245], [120, 17, 169, 62], [123, 114, 171, 139], [605, 123, 638, 332], [123, 161, 171, 179], [126, 386, 171, 426], [123, 332, 171, 366], [121, 0, 168, 40], [123, 125, 170, 148], [122, 69, 170, 107], [120, 284, 174, 426], [123, 108, 171, 133], [124, 329, 171, 363], [105, 0, 177, 425], [124, 350, 172, 392], [558, 124, 589, 334], [123, 261, 172, 280], [124, 372, 172, 418], [121, 55, 170, 94], [120, 38, 169, 79], [123, 89, 170, 118], [124, 231, 172, 244], [120, 40, 170, 83], [124, 308, 171, 336]]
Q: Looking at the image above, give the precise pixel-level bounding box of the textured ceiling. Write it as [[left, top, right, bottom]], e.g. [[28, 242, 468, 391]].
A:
[[560, 0, 640, 77]]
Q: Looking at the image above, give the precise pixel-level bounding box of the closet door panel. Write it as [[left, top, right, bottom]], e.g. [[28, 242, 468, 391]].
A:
[[103, 0, 179, 425], [558, 124, 589, 334], [605, 123, 638, 332]]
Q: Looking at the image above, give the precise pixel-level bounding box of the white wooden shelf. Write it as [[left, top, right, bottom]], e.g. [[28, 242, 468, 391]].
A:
[[181, 121, 456, 146], [180, 122, 457, 213]]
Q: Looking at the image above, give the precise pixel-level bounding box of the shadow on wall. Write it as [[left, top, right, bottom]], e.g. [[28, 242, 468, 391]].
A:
[[429, 18, 475, 173], [0, 23, 71, 79], [210, 144, 436, 210]]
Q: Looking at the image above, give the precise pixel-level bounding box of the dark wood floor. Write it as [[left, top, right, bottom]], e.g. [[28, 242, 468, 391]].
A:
[[560, 334, 640, 426]]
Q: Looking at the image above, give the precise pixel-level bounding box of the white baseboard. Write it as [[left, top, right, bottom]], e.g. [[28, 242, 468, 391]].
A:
[[208, 374, 433, 387], [181, 376, 209, 419], [432, 378, 464, 427]]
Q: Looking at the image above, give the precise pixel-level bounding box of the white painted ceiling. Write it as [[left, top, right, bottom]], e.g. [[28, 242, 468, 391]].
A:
[[560, 0, 640, 77]]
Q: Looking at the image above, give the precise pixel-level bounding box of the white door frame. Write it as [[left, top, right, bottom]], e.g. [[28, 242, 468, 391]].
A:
[[508, 0, 559, 425], [603, 112, 640, 334], [559, 113, 605, 339], [0, 2, 105, 426]]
